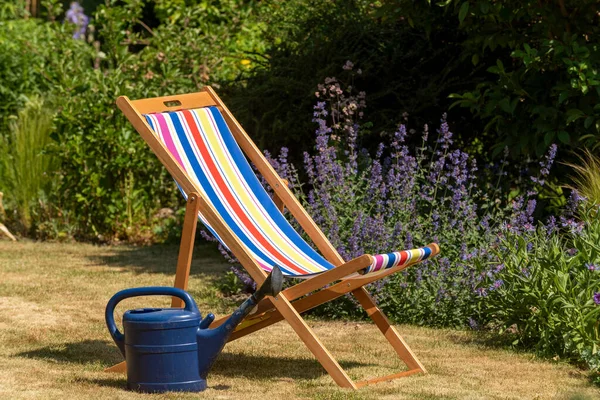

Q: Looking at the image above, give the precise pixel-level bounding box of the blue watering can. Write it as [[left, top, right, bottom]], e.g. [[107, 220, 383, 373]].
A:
[[105, 266, 283, 393]]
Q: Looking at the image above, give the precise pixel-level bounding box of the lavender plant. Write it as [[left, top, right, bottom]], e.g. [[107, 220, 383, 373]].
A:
[[215, 62, 560, 327]]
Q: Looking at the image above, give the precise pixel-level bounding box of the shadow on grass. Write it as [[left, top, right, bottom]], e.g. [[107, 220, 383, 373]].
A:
[[16, 340, 123, 366], [18, 340, 371, 383], [79, 377, 128, 389], [212, 351, 373, 380], [85, 242, 228, 276]]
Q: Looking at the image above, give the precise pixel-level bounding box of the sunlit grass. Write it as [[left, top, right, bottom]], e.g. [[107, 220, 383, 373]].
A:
[[0, 241, 599, 399]]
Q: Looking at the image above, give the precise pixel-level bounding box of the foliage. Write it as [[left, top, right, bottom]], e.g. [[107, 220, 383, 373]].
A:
[[0, 0, 270, 240], [480, 199, 600, 376], [214, 271, 244, 297], [565, 149, 600, 206], [432, 0, 600, 155], [0, 96, 57, 233], [225, 0, 600, 160], [0, 17, 57, 130], [223, 0, 483, 160]]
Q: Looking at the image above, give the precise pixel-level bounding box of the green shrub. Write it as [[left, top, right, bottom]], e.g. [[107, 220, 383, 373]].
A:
[[223, 0, 483, 160], [481, 202, 600, 375], [440, 0, 600, 155], [0, 0, 271, 240]]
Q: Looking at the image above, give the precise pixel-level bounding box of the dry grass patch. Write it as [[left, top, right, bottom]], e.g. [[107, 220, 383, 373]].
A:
[[0, 240, 598, 399]]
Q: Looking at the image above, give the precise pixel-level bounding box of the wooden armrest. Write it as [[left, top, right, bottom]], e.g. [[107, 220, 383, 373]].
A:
[[283, 254, 372, 301]]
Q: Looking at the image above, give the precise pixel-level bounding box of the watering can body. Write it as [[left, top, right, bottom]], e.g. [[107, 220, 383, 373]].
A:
[[105, 287, 208, 392], [105, 266, 283, 393]]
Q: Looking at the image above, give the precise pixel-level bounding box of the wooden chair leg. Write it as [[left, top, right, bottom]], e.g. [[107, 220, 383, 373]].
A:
[[171, 192, 201, 307], [352, 287, 426, 373], [105, 361, 126, 373], [271, 294, 358, 389]]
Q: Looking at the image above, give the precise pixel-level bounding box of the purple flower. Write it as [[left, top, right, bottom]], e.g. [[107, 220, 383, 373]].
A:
[[468, 317, 478, 330], [567, 190, 586, 213], [586, 263, 598, 271], [490, 279, 503, 290], [594, 292, 600, 305], [546, 216, 558, 234], [231, 266, 256, 291], [561, 216, 584, 234], [65, 2, 89, 40]]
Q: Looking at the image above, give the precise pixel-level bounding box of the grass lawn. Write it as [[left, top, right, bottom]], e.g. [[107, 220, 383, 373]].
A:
[[0, 240, 598, 400]]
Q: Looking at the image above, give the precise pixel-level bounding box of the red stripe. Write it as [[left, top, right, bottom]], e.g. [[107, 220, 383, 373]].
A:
[[397, 251, 409, 266], [181, 110, 305, 275]]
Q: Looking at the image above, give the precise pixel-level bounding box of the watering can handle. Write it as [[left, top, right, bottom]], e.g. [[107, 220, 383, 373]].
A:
[[105, 287, 199, 357]]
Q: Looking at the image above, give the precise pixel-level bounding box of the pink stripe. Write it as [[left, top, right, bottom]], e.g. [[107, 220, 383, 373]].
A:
[[373, 254, 385, 271], [155, 113, 185, 168]]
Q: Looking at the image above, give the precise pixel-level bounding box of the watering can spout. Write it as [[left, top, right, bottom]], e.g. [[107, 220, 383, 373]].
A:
[[195, 266, 283, 377]]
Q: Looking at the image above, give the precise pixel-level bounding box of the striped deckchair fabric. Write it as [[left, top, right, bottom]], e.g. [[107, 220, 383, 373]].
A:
[[144, 106, 438, 277]]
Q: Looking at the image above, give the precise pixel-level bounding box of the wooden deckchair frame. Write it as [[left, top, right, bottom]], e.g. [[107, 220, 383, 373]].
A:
[[107, 87, 438, 389]]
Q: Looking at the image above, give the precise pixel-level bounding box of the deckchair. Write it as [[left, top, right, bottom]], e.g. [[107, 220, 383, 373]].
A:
[[108, 87, 440, 389]]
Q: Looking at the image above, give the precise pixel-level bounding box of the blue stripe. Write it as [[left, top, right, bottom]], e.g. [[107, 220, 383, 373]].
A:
[[145, 115, 155, 131], [422, 247, 432, 258], [384, 253, 397, 269]]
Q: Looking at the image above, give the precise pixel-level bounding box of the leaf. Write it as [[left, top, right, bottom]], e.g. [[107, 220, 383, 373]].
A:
[[480, 1, 490, 14], [584, 116, 594, 129], [565, 108, 585, 124], [458, 2, 469, 24], [558, 91, 569, 104], [582, 85, 589, 94], [544, 131, 555, 146], [510, 97, 519, 113], [499, 98, 512, 113], [557, 130, 570, 144], [496, 59, 505, 73], [472, 54, 479, 66], [554, 271, 569, 294]]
